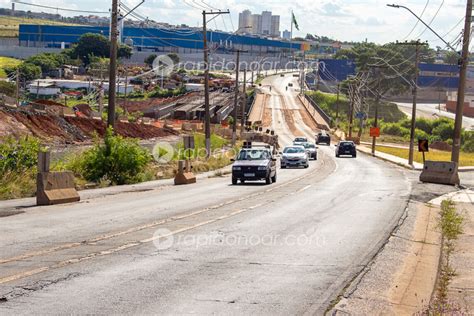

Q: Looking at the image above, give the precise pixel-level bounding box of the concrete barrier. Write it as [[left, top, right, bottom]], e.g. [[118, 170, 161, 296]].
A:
[[174, 160, 196, 185], [420, 161, 460, 186], [37, 171, 80, 205]]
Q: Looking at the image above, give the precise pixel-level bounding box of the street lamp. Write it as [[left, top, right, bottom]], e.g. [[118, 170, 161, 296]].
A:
[[387, 2, 472, 166], [386, 4, 458, 53]]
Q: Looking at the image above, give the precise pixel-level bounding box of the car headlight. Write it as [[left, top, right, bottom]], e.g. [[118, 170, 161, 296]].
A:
[[258, 166, 268, 171], [233, 166, 241, 171]]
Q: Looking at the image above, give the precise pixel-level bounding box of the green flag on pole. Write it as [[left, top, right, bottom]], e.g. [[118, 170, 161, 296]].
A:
[[292, 12, 299, 31]]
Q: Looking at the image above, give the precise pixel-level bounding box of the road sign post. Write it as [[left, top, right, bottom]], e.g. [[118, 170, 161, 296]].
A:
[[418, 139, 429, 164]]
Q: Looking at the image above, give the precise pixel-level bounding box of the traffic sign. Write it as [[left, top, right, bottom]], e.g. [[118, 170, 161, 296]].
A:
[[355, 112, 367, 120], [418, 139, 429, 153], [370, 127, 380, 138]]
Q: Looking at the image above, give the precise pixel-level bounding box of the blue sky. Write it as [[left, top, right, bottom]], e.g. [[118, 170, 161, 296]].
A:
[[1, 0, 468, 47]]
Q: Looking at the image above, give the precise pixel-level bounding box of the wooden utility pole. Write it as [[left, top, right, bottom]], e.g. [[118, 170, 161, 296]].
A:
[[232, 50, 240, 145], [202, 9, 230, 157], [15, 68, 20, 107], [124, 67, 129, 115], [107, 0, 119, 129], [397, 40, 426, 166], [241, 69, 247, 136], [370, 68, 383, 156], [452, 0, 472, 164]]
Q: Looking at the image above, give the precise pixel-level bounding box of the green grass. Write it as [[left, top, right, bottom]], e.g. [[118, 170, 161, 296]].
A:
[[0, 15, 80, 37], [0, 56, 21, 78], [375, 145, 474, 167]]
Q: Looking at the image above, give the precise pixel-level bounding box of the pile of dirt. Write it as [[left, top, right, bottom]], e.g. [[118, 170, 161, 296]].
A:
[[0, 108, 177, 143], [430, 141, 452, 152], [119, 93, 197, 113]]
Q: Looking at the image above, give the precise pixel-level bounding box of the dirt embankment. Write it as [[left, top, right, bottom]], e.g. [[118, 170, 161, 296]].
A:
[[0, 108, 177, 143]]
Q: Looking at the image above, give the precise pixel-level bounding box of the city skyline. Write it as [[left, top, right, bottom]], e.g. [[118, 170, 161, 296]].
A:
[[0, 0, 468, 45]]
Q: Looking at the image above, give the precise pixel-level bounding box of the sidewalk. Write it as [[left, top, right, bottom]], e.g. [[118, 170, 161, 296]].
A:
[[358, 145, 474, 173], [430, 191, 474, 314]]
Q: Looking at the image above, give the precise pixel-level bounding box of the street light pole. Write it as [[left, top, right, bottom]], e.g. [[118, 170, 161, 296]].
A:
[[452, 0, 472, 164]]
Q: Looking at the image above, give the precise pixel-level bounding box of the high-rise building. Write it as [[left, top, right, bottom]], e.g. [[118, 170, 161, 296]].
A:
[[238, 10, 280, 37], [271, 16, 280, 37], [282, 29, 291, 40], [238, 10, 252, 34]]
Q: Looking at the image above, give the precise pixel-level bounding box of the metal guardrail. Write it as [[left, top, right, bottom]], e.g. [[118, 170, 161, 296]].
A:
[[303, 94, 332, 125]]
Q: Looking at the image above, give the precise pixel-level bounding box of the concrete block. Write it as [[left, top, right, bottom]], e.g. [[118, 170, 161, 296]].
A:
[[37, 171, 80, 205], [420, 161, 460, 186]]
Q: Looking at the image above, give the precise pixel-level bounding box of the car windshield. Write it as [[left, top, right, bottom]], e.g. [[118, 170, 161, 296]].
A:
[[341, 142, 353, 147], [237, 149, 270, 161], [294, 138, 307, 142], [305, 143, 315, 149], [284, 147, 305, 154]]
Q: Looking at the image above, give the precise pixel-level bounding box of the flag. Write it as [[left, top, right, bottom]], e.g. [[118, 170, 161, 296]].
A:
[[292, 12, 300, 31]]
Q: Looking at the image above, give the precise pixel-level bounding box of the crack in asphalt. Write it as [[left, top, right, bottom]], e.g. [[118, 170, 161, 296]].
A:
[[0, 272, 82, 302]]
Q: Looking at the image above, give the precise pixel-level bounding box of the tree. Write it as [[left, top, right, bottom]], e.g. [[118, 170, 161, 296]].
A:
[[71, 33, 110, 65], [167, 53, 180, 65], [444, 51, 460, 65], [17, 63, 42, 81], [335, 42, 436, 96], [118, 44, 133, 59], [25, 53, 67, 74], [0, 81, 16, 97], [144, 54, 157, 67]]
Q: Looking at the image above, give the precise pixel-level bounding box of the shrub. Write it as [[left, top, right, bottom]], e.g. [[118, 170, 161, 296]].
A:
[[416, 118, 434, 134], [71, 129, 151, 185], [382, 123, 410, 137], [414, 129, 429, 141], [463, 139, 474, 153], [433, 122, 454, 141], [0, 136, 41, 176], [148, 86, 186, 98]]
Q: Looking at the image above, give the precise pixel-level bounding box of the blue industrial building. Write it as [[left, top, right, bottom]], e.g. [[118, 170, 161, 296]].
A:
[[19, 24, 297, 56], [418, 63, 459, 89]]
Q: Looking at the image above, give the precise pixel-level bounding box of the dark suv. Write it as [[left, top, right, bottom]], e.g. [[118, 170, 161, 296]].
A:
[[335, 141, 357, 158], [316, 131, 331, 145], [232, 147, 277, 185]]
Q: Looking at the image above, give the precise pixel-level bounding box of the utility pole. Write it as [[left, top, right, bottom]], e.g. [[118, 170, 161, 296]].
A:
[[348, 82, 355, 138], [124, 67, 129, 115], [232, 50, 240, 145], [452, 0, 472, 164], [369, 67, 384, 156], [107, 0, 119, 129], [202, 9, 230, 157], [397, 40, 425, 166], [241, 69, 247, 136], [335, 82, 340, 121], [15, 68, 20, 107]]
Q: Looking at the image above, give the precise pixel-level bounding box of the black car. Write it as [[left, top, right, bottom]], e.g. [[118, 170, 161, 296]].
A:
[[231, 147, 277, 185], [335, 141, 357, 158], [316, 131, 331, 145]]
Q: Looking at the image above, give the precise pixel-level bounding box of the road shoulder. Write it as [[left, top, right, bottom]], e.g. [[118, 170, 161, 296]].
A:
[[331, 200, 442, 315]]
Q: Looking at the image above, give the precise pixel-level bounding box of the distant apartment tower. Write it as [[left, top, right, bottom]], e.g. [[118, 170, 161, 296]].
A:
[[282, 29, 291, 40], [238, 10, 280, 37]]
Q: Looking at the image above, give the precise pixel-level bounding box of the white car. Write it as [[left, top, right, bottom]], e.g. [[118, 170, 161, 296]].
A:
[[304, 142, 318, 160], [280, 146, 309, 169], [293, 137, 308, 147]]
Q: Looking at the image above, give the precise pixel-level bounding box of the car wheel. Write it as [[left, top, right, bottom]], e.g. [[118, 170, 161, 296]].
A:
[[281, 165, 286, 169], [240, 179, 245, 184], [232, 177, 237, 185], [271, 172, 277, 183], [336, 154, 339, 158], [353, 154, 357, 158], [265, 173, 272, 185]]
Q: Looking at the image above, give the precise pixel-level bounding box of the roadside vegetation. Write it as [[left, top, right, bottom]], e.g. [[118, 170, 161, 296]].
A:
[[423, 200, 465, 315], [0, 130, 235, 200]]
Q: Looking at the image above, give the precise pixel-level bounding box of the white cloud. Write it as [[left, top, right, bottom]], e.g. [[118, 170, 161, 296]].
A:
[[0, 0, 468, 44]]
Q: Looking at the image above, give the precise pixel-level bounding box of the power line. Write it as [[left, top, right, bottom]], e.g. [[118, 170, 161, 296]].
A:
[[414, 0, 444, 38], [12, 0, 109, 14], [402, 0, 430, 40]]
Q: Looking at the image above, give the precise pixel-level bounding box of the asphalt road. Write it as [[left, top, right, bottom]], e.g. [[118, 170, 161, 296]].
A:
[[0, 75, 412, 314], [396, 102, 474, 130]]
